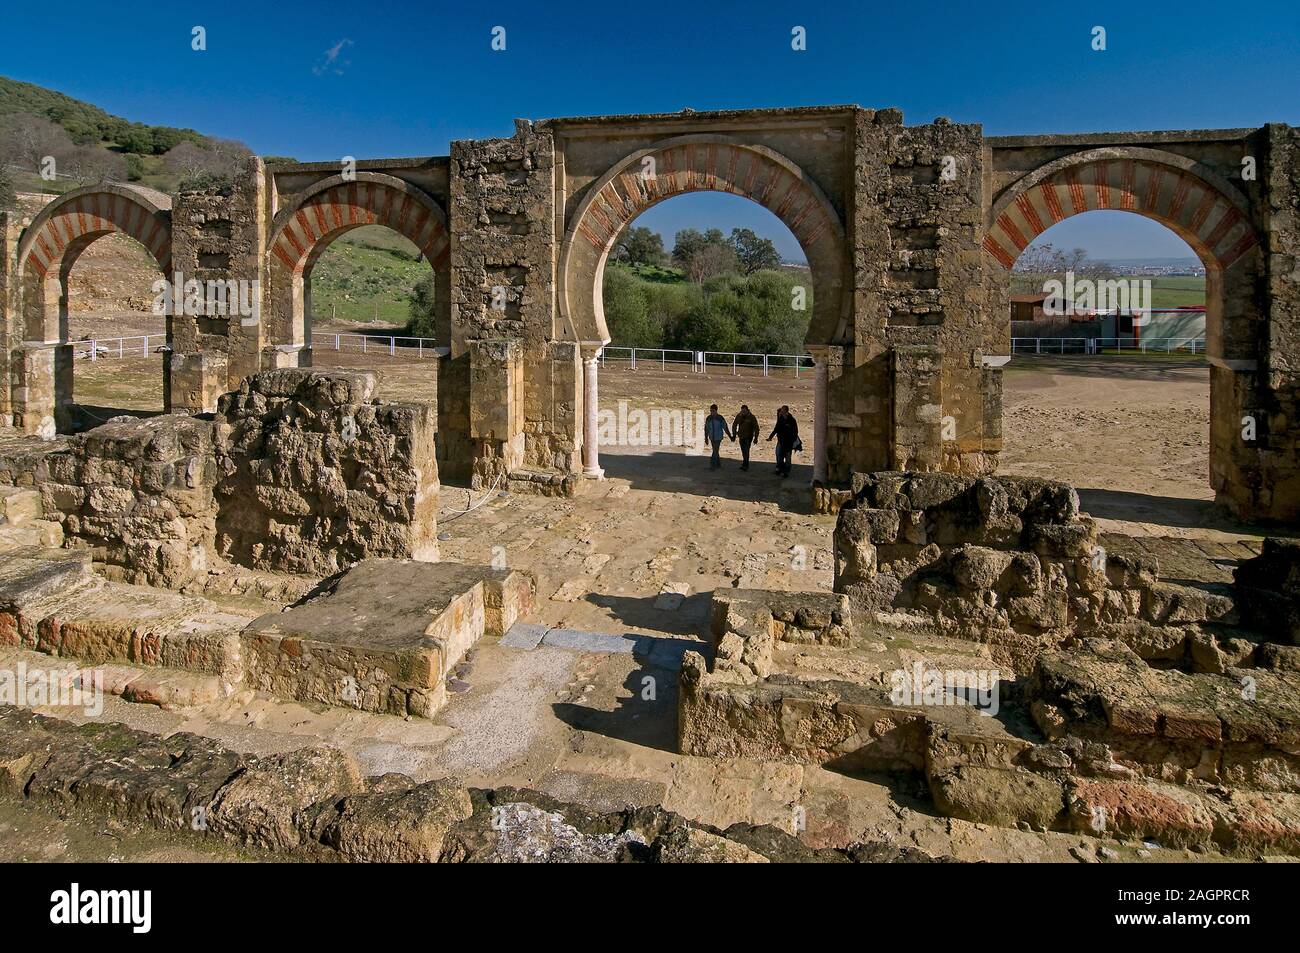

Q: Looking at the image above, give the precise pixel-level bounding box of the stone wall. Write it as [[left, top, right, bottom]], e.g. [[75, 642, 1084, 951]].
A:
[[0, 368, 439, 586], [0, 706, 939, 862], [166, 156, 267, 413], [833, 471, 1235, 669], [215, 369, 439, 575], [448, 121, 580, 487]]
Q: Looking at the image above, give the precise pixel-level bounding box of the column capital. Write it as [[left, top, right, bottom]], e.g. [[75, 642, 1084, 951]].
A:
[[579, 342, 605, 363]]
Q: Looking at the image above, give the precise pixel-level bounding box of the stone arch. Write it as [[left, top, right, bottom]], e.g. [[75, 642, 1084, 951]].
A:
[[9, 185, 171, 436], [558, 134, 848, 348], [17, 184, 172, 342], [267, 173, 450, 356], [981, 146, 1267, 516], [983, 148, 1258, 272]]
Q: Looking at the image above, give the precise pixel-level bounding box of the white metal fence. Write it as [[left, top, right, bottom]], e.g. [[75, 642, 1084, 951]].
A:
[[599, 346, 816, 377], [1011, 336, 1206, 355], [311, 332, 449, 360], [71, 335, 167, 360]]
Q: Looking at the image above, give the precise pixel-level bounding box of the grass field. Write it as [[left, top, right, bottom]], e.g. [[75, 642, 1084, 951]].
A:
[[306, 226, 427, 324], [1136, 275, 1207, 309]]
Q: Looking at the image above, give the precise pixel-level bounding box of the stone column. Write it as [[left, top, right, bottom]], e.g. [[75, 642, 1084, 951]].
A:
[[809, 347, 829, 485], [582, 349, 603, 479]]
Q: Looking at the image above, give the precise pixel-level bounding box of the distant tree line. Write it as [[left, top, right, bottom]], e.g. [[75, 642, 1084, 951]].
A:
[[0, 76, 207, 154], [1010, 242, 1115, 295]]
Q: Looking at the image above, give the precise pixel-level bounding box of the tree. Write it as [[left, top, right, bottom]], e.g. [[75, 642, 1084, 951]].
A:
[[602, 264, 662, 346], [686, 242, 738, 283], [730, 227, 781, 274], [0, 113, 75, 175], [163, 138, 252, 189], [613, 226, 665, 267], [671, 227, 728, 267], [1011, 242, 1113, 295], [62, 145, 127, 185], [0, 165, 16, 211], [668, 294, 742, 352], [406, 272, 438, 338]]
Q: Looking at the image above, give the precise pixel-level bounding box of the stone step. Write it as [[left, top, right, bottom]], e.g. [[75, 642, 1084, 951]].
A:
[[0, 519, 64, 551], [1, 546, 251, 680], [0, 486, 44, 526], [241, 559, 537, 719], [0, 646, 233, 714]]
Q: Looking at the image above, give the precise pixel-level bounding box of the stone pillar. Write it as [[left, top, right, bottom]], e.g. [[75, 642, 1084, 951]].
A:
[[469, 339, 524, 489], [891, 344, 944, 471], [12, 342, 71, 438], [581, 349, 603, 479], [165, 350, 228, 414], [0, 211, 18, 426], [809, 346, 829, 485]]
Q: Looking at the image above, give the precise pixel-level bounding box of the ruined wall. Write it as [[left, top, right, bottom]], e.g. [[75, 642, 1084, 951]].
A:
[[448, 121, 579, 486], [1230, 123, 1300, 521], [829, 113, 994, 483], [833, 472, 1236, 670], [215, 369, 439, 575], [0, 368, 439, 586]]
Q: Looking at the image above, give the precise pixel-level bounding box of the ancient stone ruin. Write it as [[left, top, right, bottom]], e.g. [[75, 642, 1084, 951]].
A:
[[1, 105, 1299, 863]]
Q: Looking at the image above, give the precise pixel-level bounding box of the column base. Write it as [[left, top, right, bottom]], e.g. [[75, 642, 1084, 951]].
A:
[[583, 466, 605, 480]]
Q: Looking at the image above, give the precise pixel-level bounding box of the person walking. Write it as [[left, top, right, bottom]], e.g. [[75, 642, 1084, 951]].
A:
[[703, 404, 733, 470], [732, 404, 759, 471], [767, 405, 800, 477]]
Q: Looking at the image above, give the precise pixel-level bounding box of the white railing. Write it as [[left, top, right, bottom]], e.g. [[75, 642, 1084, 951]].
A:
[[599, 346, 815, 377], [71, 335, 167, 360], [1010, 337, 1206, 355], [310, 332, 449, 359]]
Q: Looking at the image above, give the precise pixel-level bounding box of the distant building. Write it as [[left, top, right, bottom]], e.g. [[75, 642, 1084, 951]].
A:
[[1010, 293, 1050, 322]]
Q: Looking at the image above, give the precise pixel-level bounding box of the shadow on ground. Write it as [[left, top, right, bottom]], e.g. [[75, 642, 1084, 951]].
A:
[[552, 663, 681, 752], [70, 404, 163, 430], [1078, 487, 1298, 538], [585, 592, 713, 638], [599, 449, 815, 507]]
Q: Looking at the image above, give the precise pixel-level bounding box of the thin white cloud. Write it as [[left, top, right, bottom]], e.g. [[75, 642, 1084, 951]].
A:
[[313, 39, 354, 76]]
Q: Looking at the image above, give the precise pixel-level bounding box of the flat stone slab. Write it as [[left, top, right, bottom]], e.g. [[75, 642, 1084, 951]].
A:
[[542, 628, 638, 654], [242, 559, 534, 719], [504, 624, 697, 670], [501, 622, 549, 650]]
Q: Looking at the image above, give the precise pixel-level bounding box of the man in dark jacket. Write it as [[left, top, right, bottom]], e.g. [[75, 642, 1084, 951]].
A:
[[767, 405, 799, 477], [732, 405, 759, 470]]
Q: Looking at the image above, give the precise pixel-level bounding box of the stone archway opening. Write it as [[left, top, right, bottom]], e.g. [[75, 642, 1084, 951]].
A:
[[592, 190, 821, 496], [1000, 210, 1217, 527], [558, 135, 849, 491], [983, 149, 1264, 522], [267, 175, 451, 370], [14, 185, 172, 435]]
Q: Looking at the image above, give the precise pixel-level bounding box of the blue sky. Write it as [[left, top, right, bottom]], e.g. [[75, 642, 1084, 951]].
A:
[[4, 0, 1297, 261]]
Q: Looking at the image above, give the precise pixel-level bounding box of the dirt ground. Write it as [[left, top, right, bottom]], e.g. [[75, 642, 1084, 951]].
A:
[[35, 319, 1284, 863]]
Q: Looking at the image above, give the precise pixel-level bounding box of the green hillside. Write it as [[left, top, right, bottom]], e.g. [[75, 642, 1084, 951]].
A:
[[0, 75, 208, 154], [309, 226, 428, 325]]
